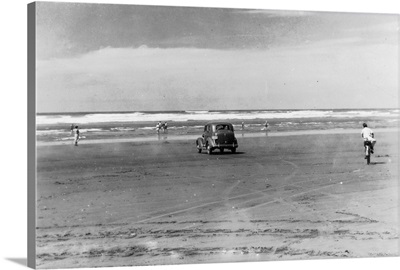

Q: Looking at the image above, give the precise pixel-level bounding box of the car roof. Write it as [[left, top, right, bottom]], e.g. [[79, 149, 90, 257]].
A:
[[205, 122, 234, 126]]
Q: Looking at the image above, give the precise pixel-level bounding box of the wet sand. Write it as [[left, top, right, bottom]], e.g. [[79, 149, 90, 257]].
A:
[[35, 130, 399, 268], [36, 128, 400, 146]]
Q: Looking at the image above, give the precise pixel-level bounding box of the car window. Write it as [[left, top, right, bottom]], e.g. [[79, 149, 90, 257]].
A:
[[215, 124, 232, 131]]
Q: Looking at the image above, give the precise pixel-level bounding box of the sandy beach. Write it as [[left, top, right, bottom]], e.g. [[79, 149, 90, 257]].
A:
[[35, 129, 399, 268]]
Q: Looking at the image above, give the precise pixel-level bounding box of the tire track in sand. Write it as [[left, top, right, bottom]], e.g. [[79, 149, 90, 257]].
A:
[[106, 158, 362, 231], [106, 158, 301, 228]]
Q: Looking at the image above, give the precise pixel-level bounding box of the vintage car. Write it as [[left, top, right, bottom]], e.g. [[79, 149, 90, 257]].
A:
[[196, 122, 238, 154]]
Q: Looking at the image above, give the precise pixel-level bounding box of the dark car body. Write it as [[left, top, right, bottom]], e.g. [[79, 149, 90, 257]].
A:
[[196, 122, 238, 154]]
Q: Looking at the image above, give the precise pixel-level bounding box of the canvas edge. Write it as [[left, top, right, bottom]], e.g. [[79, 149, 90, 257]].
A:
[[397, 13, 400, 258], [27, 2, 37, 269]]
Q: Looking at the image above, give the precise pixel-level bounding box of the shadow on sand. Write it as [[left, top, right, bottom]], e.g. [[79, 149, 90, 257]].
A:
[[206, 151, 245, 155], [370, 162, 386, 165], [6, 258, 27, 267]]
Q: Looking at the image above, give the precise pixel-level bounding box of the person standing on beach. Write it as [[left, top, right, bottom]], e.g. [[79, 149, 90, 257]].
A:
[[70, 124, 74, 135], [241, 122, 245, 130], [263, 120, 269, 130], [361, 123, 376, 153], [164, 122, 168, 133], [156, 122, 161, 133], [73, 126, 80, 146]]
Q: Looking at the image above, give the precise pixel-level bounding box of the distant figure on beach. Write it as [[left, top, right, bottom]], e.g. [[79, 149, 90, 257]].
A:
[[156, 121, 168, 133], [262, 121, 269, 131], [73, 126, 80, 146], [70, 124, 74, 135], [156, 122, 161, 133], [361, 123, 376, 153], [241, 122, 245, 130]]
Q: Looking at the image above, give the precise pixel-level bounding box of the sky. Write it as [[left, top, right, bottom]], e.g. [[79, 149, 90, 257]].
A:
[[34, 2, 399, 112]]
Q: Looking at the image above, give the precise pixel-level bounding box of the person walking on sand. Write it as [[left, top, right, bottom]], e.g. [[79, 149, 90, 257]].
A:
[[163, 122, 168, 133], [73, 126, 80, 146], [361, 123, 376, 155], [241, 122, 245, 130], [263, 120, 269, 130], [156, 121, 161, 133]]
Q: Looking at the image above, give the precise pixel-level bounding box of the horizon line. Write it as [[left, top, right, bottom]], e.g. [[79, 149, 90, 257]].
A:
[[36, 107, 399, 115]]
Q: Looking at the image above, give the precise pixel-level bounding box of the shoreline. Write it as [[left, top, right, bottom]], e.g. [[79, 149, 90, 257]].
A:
[[36, 127, 399, 146]]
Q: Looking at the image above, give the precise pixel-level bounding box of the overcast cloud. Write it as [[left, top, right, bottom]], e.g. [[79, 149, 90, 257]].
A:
[[35, 2, 399, 112]]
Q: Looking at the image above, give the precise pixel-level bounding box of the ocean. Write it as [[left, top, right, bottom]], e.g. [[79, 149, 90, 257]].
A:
[[36, 109, 399, 143]]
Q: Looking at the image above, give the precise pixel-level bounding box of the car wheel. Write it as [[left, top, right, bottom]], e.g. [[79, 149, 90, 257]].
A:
[[196, 141, 202, 153], [207, 145, 213, 155], [220, 148, 224, 153]]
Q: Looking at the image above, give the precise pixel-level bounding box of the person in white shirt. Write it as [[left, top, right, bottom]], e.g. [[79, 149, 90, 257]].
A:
[[156, 122, 161, 133], [361, 123, 376, 154]]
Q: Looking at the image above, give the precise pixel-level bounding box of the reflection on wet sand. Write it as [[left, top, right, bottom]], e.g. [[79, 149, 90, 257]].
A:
[[158, 134, 168, 141]]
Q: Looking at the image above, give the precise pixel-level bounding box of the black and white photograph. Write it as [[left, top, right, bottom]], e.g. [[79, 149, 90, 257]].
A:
[[1, 1, 400, 270]]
